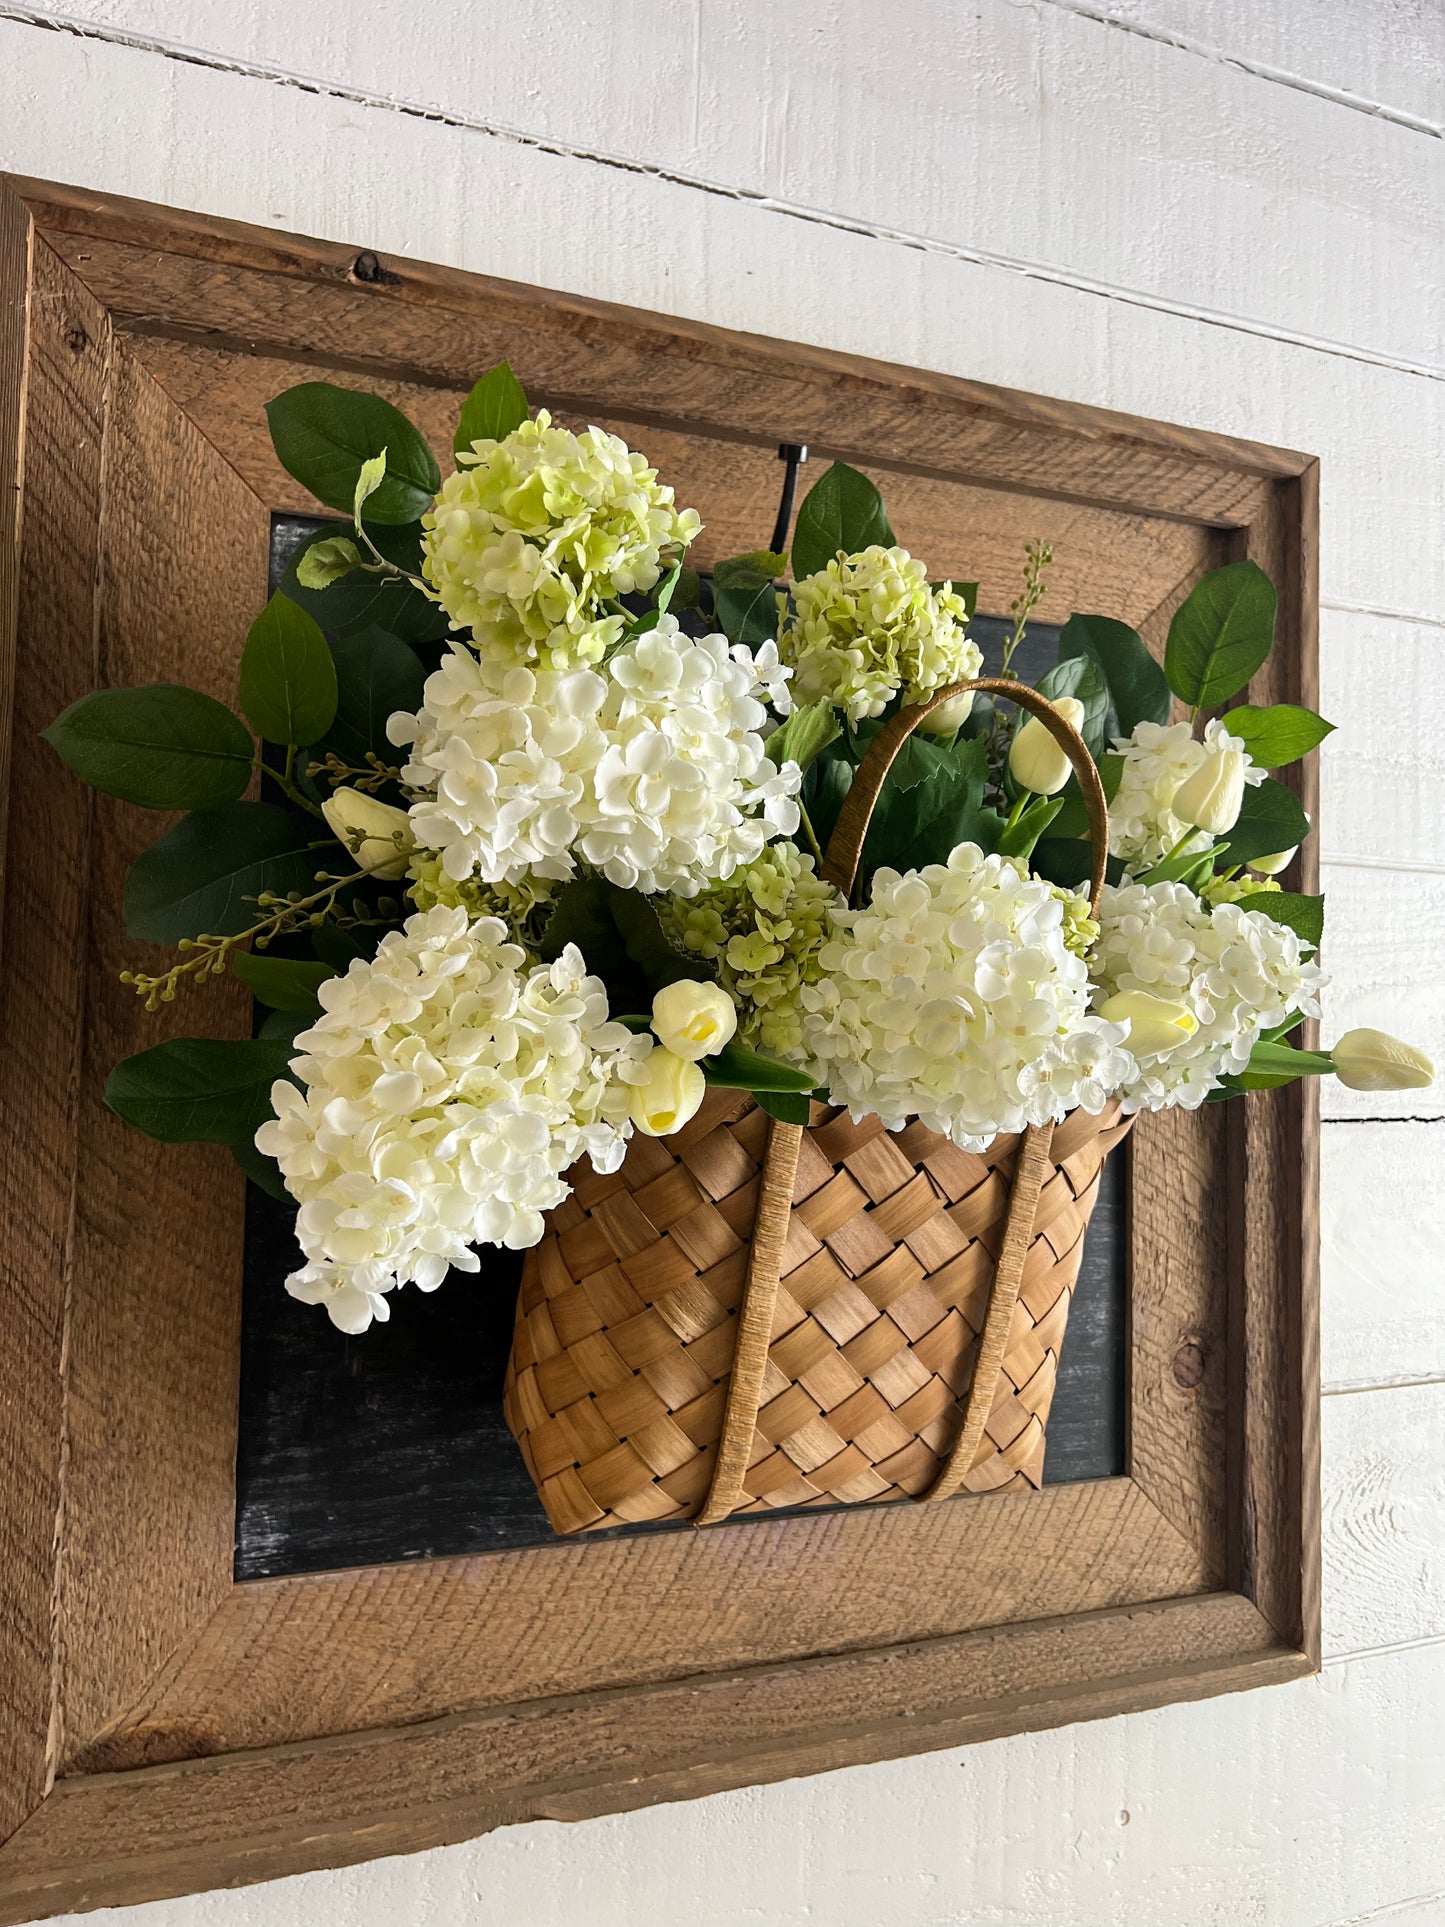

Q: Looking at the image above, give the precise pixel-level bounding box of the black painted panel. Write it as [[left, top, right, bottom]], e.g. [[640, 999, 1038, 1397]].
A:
[[232, 521, 1126, 1579]]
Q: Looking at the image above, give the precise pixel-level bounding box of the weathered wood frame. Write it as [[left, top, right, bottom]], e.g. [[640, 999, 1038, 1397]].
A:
[[0, 176, 1320, 1923]]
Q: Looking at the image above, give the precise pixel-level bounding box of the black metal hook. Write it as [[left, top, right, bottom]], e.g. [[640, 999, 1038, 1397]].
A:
[[770, 443, 808, 558]]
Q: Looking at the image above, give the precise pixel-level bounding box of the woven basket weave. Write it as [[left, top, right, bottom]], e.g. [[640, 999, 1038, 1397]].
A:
[[503, 677, 1131, 1534]]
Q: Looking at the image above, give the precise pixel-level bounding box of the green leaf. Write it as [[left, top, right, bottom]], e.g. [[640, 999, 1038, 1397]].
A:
[[230, 1135, 291, 1201], [765, 701, 841, 775], [538, 878, 711, 999], [1232, 889, 1325, 947], [714, 551, 788, 587], [316, 626, 426, 772], [266, 383, 440, 525], [281, 525, 449, 645], [789, 462, 894, 580], [1244, 1039, 1336, 1080], [105, 1037, 298, 1145], [701, 1041, 815, 1094], [1220, 703, 1334, 768], [802, 739, 855, 856], [232, 951, 336, 1011], [125, 803, 323, 944], [43, 685, 253, 811], [239, 592, 338, 747], [1099, 751, 1124, 802], [310, 920, 371, 971], [1035, 653, 1111, 758], [1164, 560, 1278, 708], [669, 567, 702, 613], [861, 732, 1006, 881], [997, 795, 1064, 860], [755, 1089, 813, 1123], [715, 572, 780, 647], [1217, 777, 1311, 868], [1058, 613, 1171, 740], [295, 535, 362, 590], [453, 360, 529, 455], [352, 449, 389, 527], [258, 1007, 316, 1048], [1030, 838, 1124, 892]]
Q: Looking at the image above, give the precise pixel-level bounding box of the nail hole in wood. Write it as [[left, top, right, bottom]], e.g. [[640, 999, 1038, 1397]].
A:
[[1172, 1340, 1205, 1390], [349, 250, 396, 287]]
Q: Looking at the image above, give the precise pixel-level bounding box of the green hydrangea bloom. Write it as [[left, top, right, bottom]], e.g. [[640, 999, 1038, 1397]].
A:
[[421, 410, 702, 668], [1203, 873, 1282, 908], [1053, 886, 1100, 960], [657, 848, 845, 1059], [407, 851, 558, 951], [781, 545, 980, 723]]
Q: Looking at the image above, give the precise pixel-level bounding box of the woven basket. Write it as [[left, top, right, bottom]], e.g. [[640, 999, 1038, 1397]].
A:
[[503, 678, 1134, 1534]]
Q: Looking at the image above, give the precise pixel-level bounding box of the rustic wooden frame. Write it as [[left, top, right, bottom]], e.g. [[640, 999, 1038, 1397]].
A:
[[0, 176, 1320, 1924]]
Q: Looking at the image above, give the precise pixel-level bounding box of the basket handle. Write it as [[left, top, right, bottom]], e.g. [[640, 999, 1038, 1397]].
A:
[[818, 677, 1112, 915], [695, 682, 1112, 1526]]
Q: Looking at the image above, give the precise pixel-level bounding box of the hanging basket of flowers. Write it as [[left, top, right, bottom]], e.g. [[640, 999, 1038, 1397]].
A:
[[44, 362, 1434, 1539]]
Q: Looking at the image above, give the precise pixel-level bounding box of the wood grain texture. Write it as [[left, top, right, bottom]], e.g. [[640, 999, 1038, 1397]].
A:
[[0, 175, 1320, 1918], [0, 223, 111, 1849], [0, 1593, 1298, 1925], [71, 1474, 1206, 1769], [57, 346, 268, 1762]]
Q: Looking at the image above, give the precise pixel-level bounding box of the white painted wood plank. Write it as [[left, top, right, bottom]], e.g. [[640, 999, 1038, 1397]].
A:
[[1323, 1380, 1445, 1658], [42, 1641, 1445, 1927], [2, 18, 1445, 623], [16, 0, 1445, 371], [1320, 607, 1445, 872], [1077, 0, 1445, 129], [1318, 863, 1445, 1121], [1323, 1122, 1445, 1391]]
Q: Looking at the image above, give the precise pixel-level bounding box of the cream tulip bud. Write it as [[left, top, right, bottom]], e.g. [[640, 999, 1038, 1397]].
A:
[[1250, 847, 1297, 877], [1008, 695, 1085, 796], [1331, 1028, 1435, 1092], [628, 1047, 707, 1137], [650, 979, 739, 1062], [321, 787, 415, 880], [1098, 990, 1200, 1058], [1171, 741, 1247, 837], [916, 690, 977, 736]]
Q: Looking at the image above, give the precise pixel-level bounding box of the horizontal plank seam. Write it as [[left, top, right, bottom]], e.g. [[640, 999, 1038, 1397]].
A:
[[1322, 598, 1445, 632], [1040, 0, 1443, 140], [1323, 1115, 1442, 1129], [1321, 1372, 1445, 1398], [1323, 1630, 1445, 1670], [1321, 853, 1445, 877], [3, 7, 1444, 386]]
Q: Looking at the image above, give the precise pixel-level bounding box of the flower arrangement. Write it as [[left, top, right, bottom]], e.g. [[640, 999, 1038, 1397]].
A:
[[45, 363, 1433, 1338]]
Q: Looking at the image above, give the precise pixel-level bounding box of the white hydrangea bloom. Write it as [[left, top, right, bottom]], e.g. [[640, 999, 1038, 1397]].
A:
[[782, 546, 980, 723], [1089, 879, 1326, 1112], [255, 907, 653, 1333], [1109, 718, 1266, 874], [421, 411, 701, 667], [390, 616, 801, 897], [796, 845, 1136, 1151]]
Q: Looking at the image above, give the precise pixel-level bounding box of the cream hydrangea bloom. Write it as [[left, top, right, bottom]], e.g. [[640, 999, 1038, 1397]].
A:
[[255, 906, 653, 1333], [390, 616, 801, 897], [782, 546, 980, 723], [1109, 718, 1266, 874], [421, 412, 701, 667], [796, 845, 1136, 1150], [1088, 879, 1325, 1112], [658, 846, 845, 1058]]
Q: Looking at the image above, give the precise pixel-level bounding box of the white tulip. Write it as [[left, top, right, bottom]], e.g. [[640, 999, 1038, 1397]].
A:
[[1008, 695, 1085, 797], [916, 689, 976, 736], [1251, 847, 1297, 876], [650, 979, 738, 1062], [321, 787, 415, 880], [1171, 739, 1248, 837], [628, 1048, 707, 1137], [1331, 1029, 1435, 1092], [1097, 990, 1200, 1057]]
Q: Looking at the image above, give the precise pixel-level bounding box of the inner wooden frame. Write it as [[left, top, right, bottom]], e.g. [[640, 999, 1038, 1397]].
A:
[[0, 177, 1320, 1924]]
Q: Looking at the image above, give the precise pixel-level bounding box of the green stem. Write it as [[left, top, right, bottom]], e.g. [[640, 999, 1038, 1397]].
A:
[[797, 798, 825, 868], [1005, 791, 1033, 831], [255, 754, 327, 822]]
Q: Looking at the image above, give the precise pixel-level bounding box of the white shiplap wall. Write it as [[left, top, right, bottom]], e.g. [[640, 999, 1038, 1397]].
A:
[[3, 3, 1443, 1922]]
